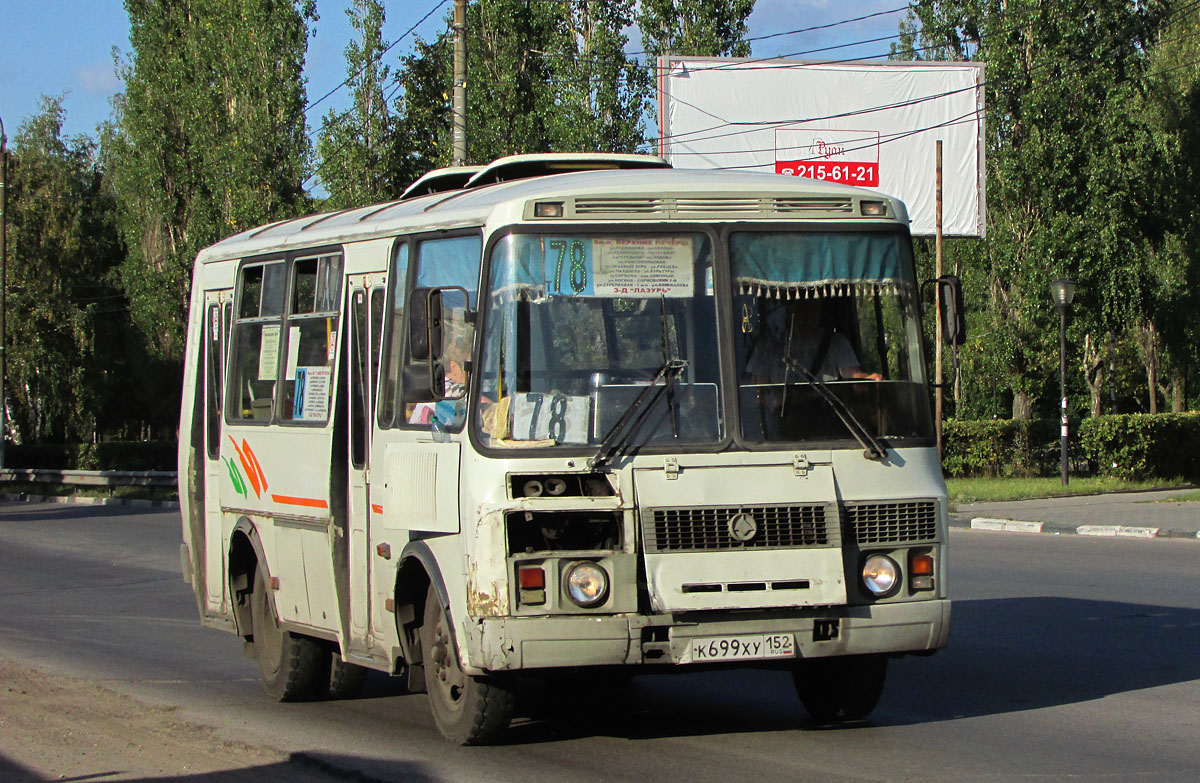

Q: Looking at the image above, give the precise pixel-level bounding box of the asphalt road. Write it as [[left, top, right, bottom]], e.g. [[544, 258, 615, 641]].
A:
[[2, 500, 1199, 782]]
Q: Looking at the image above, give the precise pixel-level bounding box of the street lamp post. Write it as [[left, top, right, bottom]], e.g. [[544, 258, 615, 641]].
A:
[[1049, 279, 1076, 486]]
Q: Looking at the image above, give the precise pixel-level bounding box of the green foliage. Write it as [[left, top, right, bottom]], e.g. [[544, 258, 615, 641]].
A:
[[940, 418, 1058, 478], [1077, 413, 1200, 481], [8, 441, 176, 471], [900, 0, 1178, 420], [4, 98, 127, 443], [942, 413, 1200, 480], [388, 0, 672, 175], [637, 0, 756, 57], [106, 0, 317, 360], [317, 0, 407, 208]]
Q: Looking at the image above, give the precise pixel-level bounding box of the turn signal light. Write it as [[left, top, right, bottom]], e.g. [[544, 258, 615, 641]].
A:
[[518, 564, 547, 607], [910, 551, 935, 591], [519, 565, 546, 589]]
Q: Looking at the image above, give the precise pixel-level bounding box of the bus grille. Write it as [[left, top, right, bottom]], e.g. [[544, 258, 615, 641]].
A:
[[843, 500, 938, 544], [645, 505, 834, 552]]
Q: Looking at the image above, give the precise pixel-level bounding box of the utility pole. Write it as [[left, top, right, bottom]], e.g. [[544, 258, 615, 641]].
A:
[[934, 140, 944, 456], [451, 0, 468, 166]]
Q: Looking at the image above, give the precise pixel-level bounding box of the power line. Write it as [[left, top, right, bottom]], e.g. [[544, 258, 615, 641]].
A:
[[305, 0, 449, 116]]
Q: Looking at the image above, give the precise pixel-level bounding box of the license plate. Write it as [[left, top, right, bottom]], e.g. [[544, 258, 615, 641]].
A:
[[686, 633, 795, 663]]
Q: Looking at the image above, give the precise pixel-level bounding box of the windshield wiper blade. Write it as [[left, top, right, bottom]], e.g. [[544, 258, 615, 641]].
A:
[[782, 358, 887, 461], [589, 358, 688, 470]]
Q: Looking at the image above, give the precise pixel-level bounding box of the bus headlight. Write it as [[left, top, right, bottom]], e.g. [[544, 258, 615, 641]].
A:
[[862, 555, 899, 597], [565, 562, 609, 607]]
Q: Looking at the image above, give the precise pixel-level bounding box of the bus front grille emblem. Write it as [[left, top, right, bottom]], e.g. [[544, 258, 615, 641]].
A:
[[728, 512, 759, 543]]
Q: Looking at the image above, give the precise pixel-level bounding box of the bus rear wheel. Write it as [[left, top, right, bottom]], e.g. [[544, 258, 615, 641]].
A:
[[250, 568, 322, 701], [792, 654, 888, 725], [420, 590, 515, 745], [322, 654, 368, 700]]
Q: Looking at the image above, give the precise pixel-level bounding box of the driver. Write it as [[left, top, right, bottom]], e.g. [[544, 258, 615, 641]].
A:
[[744, 296, 881, 383]]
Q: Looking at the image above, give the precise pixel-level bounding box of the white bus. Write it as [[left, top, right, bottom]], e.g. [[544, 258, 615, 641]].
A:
[[178, 153, 963, 744]]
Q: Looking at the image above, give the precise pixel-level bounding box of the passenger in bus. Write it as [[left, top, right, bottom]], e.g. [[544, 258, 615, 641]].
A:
[[744, 296, 881, 383], [409, 324, 471, 429]]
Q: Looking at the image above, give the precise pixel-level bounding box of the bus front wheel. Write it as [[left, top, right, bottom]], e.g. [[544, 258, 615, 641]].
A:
[[420, 590, 515, 744], [792, 654, 888, 724], [250, 568, 322, 701]]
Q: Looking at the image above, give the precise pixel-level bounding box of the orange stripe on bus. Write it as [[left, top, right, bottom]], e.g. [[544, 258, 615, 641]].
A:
[[371, 504, 384, 515], [271, 494, 329, 509]]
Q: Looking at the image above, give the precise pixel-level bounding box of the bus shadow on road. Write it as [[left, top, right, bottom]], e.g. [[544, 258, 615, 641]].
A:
[[502, 596, 1200, 742], [884, 596, 1200, 724], [0, 752, 440, 783]]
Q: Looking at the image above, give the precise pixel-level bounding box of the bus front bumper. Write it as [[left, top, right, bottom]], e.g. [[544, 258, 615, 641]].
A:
[[463, 599, 950, 673]]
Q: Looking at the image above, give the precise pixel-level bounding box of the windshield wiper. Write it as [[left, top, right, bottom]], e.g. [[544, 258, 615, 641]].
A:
[[589, 357, 688, 470], [782, 357, 887, 461]]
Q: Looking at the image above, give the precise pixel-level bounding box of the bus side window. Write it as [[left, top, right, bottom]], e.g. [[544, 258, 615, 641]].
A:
[[370, 287, 384, 411], [279, 253, 344, 424], [205, 303, 223, 459], [350, 288, 368, 468], [227, 261, 287, 422], [377, 243, 410, 427]]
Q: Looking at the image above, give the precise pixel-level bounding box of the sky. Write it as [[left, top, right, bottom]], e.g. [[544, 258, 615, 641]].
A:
[[0, 0, 909, 149]]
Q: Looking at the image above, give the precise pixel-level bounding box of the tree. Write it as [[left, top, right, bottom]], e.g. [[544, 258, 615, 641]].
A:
[[387, 0, 650, 176], [316, 0, 404, 208], [4, 98, 124, 443], [637, 0, 757, 58], [897, 0, 1172, 420], [544, 0, 652, 152], [106, 0, 317, 360]]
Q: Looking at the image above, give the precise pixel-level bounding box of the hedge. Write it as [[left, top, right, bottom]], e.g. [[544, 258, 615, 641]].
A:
[[942, 413, 1200, 480], [6, 441, 177, 471]]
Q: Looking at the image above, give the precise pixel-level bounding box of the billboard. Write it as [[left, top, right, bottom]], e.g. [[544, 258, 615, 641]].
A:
[[657, 57, 986, 236]]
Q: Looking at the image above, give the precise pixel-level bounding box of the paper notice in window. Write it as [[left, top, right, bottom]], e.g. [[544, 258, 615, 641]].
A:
[[293, 366, 333, 421], [592, 237, 693, 298], [258, 325, 280, 381]]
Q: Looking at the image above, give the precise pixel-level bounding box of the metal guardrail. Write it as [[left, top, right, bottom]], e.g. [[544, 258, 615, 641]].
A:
[[0, 468, 178, 489]]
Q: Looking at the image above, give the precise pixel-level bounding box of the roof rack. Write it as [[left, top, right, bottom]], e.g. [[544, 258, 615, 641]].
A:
[[465, 152, 671, 188], [399, 165, 483, 200]]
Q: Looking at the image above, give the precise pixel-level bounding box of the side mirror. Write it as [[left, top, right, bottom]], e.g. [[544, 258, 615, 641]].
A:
[[938, 275, 967, 346], [402, 362, 445, 404], [409, 287, 442, 362], [923, 274, 966, 347]]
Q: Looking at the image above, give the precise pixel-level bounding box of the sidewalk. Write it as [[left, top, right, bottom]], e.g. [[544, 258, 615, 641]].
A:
[[950, 489, 1200, 539]]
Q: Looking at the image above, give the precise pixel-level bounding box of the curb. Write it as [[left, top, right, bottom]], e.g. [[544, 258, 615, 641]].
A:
[[0, 493, 179, 511], [953, 515, 1199, 540]]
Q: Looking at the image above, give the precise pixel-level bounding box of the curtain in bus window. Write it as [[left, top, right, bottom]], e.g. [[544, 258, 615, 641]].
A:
[[730, 232, 908, 299], [414, 235, 482, 304]]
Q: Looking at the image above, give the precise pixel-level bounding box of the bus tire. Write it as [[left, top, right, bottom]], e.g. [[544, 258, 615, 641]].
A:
[[322, 654, 368, 700], [420, 589, 515, 745], [792, 654, 888, 724], [250, 568, 322, 701]]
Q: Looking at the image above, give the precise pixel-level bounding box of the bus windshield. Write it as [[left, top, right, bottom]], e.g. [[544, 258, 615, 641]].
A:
[[731, 230, 933, 444], [474, 228, 933, 451], [476, 232, 722, 450]]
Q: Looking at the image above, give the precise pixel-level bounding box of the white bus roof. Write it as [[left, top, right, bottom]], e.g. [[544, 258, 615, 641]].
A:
[[195, 162, 906, 265]]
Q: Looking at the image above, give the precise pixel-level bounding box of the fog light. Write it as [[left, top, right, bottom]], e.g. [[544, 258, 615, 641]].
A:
[[565, 561, 609, 607], [862, 555, 899, 597]]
